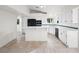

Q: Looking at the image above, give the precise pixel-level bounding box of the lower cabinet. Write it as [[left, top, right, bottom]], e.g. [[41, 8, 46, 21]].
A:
[[59, 27, 78, 48], [48, 26, 79, 48], [59, 27, 67, 44], [47, 26, 55, 35], [67, 30, 78, 48]]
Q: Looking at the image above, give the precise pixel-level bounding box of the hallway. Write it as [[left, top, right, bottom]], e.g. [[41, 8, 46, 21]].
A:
[[0, 33, 79, 53]]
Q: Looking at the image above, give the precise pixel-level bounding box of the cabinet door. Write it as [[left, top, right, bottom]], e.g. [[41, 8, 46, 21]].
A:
[[47, 26, 55, 35], [72, 8, 79, 23], [59, 27, 67, 44], [67, 30, 78, 48], [62, 28, 67, 44]]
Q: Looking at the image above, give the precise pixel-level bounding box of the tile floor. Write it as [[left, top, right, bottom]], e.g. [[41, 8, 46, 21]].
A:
[[32, 34, 79, 53], [0, 33, 79, 53]]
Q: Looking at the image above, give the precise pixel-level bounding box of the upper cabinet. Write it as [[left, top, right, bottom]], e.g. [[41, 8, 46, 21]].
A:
[[72, 7, 79, 24]]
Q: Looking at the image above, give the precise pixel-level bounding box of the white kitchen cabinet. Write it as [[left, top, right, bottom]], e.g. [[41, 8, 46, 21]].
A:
[[72, 7, 79, 23], [59, 27, 67, 44], [67, 30, 78, 48], [25, 27, 47, 41], [47, 26, 55, 35]]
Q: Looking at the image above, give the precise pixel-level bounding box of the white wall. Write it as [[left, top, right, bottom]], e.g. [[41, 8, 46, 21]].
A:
[[0, 8, 17, 47], [0, 9, 17, 33]]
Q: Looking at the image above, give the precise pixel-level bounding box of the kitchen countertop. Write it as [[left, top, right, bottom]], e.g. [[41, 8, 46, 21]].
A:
[[26, 26, 48, 28], [42, 23, 79, 29], [25, 23, 78, 31]]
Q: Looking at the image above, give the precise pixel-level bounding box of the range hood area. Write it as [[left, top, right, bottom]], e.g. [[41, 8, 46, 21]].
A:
[[30, 9, 47, 14]]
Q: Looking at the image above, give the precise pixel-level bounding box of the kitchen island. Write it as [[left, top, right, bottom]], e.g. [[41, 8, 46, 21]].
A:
[[25, 27, 48, 41]]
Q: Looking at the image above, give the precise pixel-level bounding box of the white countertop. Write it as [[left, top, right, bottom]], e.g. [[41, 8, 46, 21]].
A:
[[42, 23, 78, 29], [26, 26, 48, 28], [25, 23, 78, 31]]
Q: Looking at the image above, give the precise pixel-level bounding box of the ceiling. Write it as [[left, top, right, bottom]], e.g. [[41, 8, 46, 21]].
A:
[[27, 5, 79, 17], [28, 5, 79, 13]]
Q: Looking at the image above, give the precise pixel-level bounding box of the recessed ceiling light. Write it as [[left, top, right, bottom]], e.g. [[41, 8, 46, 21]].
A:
[[35, 5, 44, 8], [40, 5, 44, 8]]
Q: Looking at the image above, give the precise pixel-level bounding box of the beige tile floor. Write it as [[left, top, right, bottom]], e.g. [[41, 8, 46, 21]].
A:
[[0, 33, 79, 53]]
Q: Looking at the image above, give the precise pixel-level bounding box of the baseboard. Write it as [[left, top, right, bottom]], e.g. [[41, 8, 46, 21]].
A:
[[0, 32, 17, 48]]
